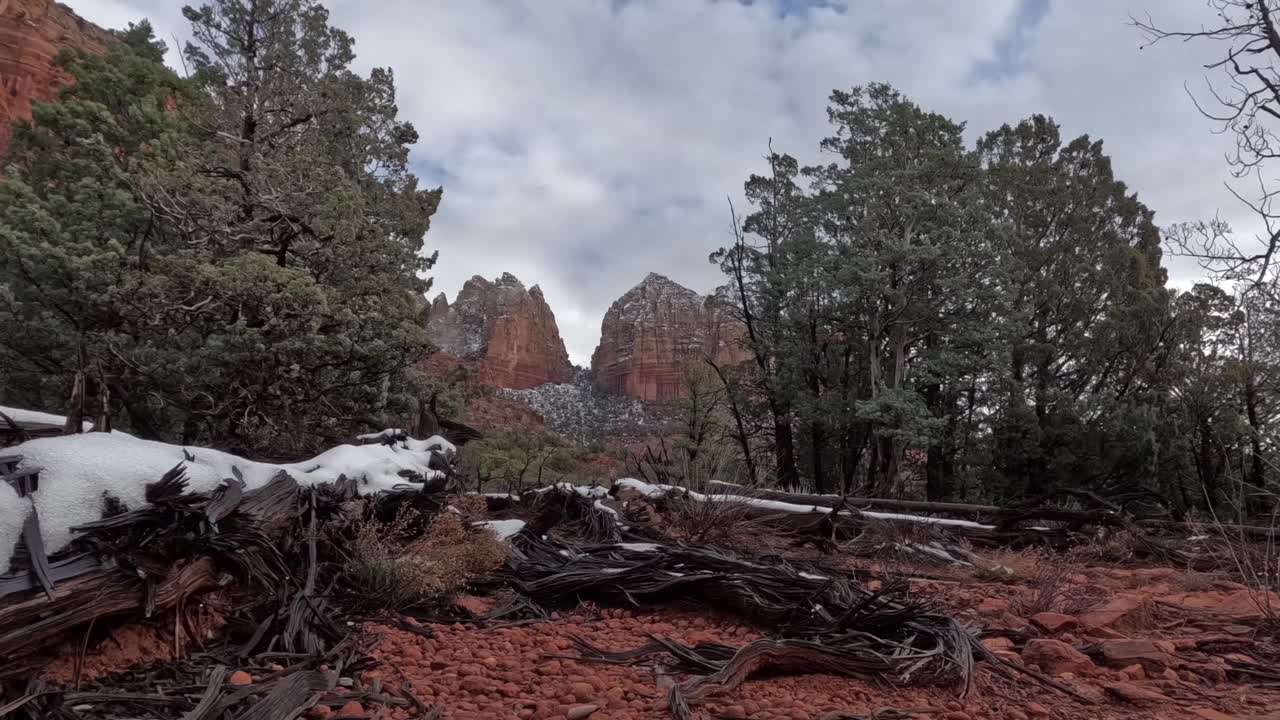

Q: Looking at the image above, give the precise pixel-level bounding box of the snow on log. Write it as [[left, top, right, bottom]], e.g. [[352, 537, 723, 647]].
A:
[[611, 478, 1005, 531], [0, 406, 94, 431], [0, 414, 458, 572]]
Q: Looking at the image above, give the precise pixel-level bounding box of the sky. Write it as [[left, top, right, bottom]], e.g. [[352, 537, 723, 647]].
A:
[[68, 0, 1248, 365]]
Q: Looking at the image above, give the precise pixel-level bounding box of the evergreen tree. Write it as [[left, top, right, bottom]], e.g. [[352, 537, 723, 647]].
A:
[[977, 116, 1172, 499], [0, 4, 442, 455], [806, 84, 989, 496]]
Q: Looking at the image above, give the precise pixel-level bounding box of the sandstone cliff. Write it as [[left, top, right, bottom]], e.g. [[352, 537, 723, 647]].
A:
[[0, 0, 113, 157], [427, 273, 574, 390], [591, 273, 748, 402]]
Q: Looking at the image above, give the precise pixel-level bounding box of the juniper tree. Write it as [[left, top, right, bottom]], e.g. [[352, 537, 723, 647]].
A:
[[977, 116, 1172, 499], [0, 5, 442, 455], [805, 84, 990, 496]]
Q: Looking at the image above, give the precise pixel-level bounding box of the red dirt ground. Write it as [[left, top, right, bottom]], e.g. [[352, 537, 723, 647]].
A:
[[352, 557, 1280, 720], [35, 545, 1280, 719]]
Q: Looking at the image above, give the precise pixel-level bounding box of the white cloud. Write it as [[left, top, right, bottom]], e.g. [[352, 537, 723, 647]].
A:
[[67, 0, 1248, 364]]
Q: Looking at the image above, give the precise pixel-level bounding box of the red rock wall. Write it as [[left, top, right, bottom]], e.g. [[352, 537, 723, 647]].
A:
[[591, 273, 750, 402], [426, 273, 574, 390], [0, 0, 112, 157]]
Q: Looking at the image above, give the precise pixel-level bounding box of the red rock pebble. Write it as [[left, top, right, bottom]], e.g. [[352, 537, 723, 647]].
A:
[[359, 590, 1280, 720], [335, 701, 364, 718], [1029, 612, 1078, 633], [1022, 639, 1095, 676]]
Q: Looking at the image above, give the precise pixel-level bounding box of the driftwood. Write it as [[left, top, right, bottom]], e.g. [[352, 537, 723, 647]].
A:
[[0, 469, 309, 675], [707, 481, 1280, 540], [757, 504, 1067, 548], [0, 462, 459, 720], [507, 534, 1087, 719], [628, 485, 1065, 548]]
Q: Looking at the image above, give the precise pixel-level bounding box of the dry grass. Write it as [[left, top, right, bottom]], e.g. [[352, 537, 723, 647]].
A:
[[1205, 528, 1280, 624], [455, 494, 489, 516], [663, 492, 755, 545], [1009, 554, 1072, 616], [1065, 528, 1144, 565], [972, 547, 1050, 583], [346, 507, 508, 611]]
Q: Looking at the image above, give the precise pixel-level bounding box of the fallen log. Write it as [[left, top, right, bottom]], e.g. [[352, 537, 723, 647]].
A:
[[0, 469, 307, 675], [616, 480, 1066, 547], [707, 481, 1280, 540], [728, 503, 1067, 549]]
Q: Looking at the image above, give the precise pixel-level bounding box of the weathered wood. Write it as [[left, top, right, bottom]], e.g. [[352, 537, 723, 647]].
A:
[[19, 510, 54, 599], [707, 481, 1280, 540], [0, 409, 61, 448], [0, 455, 21, 474], [234, 671, 330, 720], [0, 554, 100, 599], [0, 472, 306, 672], [724, 502, 1063, 547], [181, 666, 228, 720]]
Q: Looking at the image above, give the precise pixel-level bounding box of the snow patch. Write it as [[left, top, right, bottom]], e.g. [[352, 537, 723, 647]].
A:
[[0, 483, 30, 574], [498, 369, 653, 445], [0, 404, 95, 432], [475, 519, 526, 540]]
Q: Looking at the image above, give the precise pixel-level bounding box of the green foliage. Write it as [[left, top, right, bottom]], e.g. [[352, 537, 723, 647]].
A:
[[0, 3, 440, 456], [460, 431, 610, 493], [712, 83, 1279, 517]]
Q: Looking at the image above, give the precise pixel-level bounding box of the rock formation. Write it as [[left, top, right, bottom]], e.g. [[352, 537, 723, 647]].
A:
[[0, 0, 113, 157], [427, 273, 574, 390], [591, 273, 749, 402]]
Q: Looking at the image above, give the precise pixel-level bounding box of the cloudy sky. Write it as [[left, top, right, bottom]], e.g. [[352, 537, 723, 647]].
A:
[[71, 0, 1245, 365]]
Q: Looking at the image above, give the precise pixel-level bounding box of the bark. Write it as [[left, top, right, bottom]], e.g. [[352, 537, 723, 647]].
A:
[[774, 409, 799, 488]]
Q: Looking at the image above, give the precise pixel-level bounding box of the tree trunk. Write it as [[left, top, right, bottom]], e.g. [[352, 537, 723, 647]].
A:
[[840, 427, 867, 496], [811, 421, 826, 494], [1244, 374, 1267, 518], [774, 405, 798, 488], [237, 1, 261, 231]]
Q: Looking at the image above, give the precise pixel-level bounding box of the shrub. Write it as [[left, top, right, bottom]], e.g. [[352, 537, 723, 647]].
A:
[[346, 508, 507, 611]]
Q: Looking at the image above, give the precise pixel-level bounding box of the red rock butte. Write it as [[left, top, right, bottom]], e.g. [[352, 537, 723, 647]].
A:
[[0, 0, 113, 157], [427, 273, 575, 390], [590, 272, 749, 402]]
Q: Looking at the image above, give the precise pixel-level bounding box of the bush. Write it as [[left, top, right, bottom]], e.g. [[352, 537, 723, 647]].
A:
[[346, 508, 507, 611]]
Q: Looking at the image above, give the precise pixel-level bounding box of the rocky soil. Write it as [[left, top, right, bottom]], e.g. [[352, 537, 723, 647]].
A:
[[338, 551, 1280, 720]]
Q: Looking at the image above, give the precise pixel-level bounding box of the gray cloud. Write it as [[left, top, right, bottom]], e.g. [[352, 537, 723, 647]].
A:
[[68, 0, 1245, 364]]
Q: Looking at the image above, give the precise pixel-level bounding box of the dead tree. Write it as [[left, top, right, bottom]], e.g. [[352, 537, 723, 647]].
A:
[[1137, 0, 1280, 287]]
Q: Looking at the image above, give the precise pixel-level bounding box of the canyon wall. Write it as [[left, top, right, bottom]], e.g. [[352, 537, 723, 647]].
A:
[[0, 0, 112, 157], [590, 273, 748, 402], [426, 273, 574, 390]]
